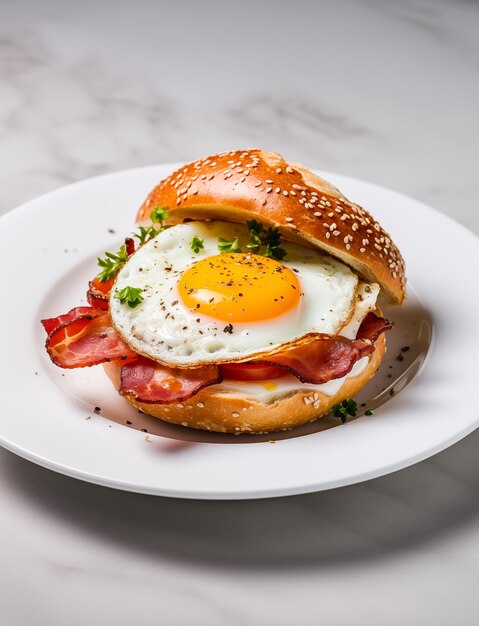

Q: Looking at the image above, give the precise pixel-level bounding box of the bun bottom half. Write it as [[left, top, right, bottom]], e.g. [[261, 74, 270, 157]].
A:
[[103, 334, 385, 434]]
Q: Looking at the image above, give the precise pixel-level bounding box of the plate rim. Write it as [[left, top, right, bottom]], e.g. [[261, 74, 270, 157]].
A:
[[1, 163, 478, 499]]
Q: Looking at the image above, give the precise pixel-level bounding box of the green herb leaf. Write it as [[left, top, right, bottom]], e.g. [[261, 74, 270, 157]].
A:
[[246, 219, 264, 235], [218, 236, 241, 254], [245, 220, 287, 260], [264, 244, 287, 260], [114, 286, 144, 308], [244, 236, 262, 253], [149, 206, 169, 226], [97, 244, 129, 282], [332, 399, 358, 424], [365, 408, 373, 416], [133, 225, 158, 246], [261, 226, 282, 248], [190, 236, 204, 254]]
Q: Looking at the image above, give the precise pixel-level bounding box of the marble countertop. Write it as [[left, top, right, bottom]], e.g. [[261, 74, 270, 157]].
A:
[[1, 0, 479, 623]]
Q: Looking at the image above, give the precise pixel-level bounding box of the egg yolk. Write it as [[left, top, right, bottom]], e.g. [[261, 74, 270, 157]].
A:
[[178, 253, 301, 322]]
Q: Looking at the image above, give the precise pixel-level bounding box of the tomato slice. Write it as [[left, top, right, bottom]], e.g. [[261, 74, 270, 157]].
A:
[[90, 276, 115, 296], [220, 362, 287, 382], [87, 276, 115, 310]]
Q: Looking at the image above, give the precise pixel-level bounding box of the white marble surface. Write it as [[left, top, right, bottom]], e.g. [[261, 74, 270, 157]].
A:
[[1, 0, 479, 623]]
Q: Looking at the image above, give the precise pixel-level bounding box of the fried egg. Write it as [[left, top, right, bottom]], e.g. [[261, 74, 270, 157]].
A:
[[110, 221, 377, 367]]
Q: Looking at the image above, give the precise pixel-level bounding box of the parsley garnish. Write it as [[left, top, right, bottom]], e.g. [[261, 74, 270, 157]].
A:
[[332, 399, 358, 424], [133, 225, 158, 246], [245, 220, 287, 260], [131, 207, 170, 247], [218, 236, 241, 253], [114, 286, 144, 308], [190, 236, 204, 253], [149, 206, 169, 227], [97, 245, 129, 282], [365, 408, 373, 416]]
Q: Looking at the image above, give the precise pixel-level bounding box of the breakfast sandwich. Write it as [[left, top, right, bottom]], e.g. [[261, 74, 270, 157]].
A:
[[42, 149, 405, 434]]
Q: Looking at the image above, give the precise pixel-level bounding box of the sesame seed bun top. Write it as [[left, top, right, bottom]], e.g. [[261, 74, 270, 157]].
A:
[[136, 149, 406, 304]]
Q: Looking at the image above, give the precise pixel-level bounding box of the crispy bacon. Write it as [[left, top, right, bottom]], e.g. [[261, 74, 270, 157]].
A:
[[119, 357, 222, 404], [43, 301, 392, 399], [87, 276, 114, 310], [252, 313, 393, 384], [357, 311, 394, 343], [45, 310, 137, 368], [125, 237, 135, 256], [41, 307, 94, 335]]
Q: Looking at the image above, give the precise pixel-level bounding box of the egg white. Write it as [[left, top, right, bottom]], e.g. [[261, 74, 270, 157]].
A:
[[110, 221, 370, 367]]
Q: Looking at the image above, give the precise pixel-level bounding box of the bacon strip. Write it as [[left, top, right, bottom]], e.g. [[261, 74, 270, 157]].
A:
[[120, 357, 222, 404], [45, 310, 137, 368], [357, 311, 394, 343], [253, 313, 393, 384], [41, 307, 95, 335]]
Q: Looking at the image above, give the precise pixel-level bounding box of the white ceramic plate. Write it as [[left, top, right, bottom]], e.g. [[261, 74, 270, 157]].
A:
[[1, 164, 477, 499]]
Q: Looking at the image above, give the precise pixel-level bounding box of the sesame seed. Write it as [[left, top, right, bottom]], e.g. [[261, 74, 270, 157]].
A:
[[360, 247, 366, 253], [276, 168, 282, 174], [197, 402, 205, 408], [326, 232, 331, 239], [292, 184, 302, 190], [266, 179, 273, 184], [275, 187, 281, 193], [290, 190, 297, 196], [266, 187, 272, 193], [333, 230, 340, 236], [283, 190, 289, 196], [232, 412, 240, 418], [313, 211, 322, 217], [254, 182, 262, 187], [286, 166, 294, 173], [285, 217, 294, 222], [352, 223, 359, 231]]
